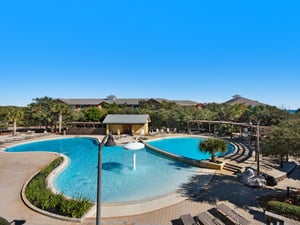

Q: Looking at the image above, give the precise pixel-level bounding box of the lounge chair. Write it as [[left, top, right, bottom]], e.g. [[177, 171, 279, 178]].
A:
[[196, 211, 225, 225], [216, 203, 250, 225], [179, 214, 197, 225], [0, 217, 25, 225]]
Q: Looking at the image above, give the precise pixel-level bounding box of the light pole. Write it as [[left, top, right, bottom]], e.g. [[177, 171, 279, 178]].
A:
[[256, 120, 260, 176], [96, 135, 108, 225]]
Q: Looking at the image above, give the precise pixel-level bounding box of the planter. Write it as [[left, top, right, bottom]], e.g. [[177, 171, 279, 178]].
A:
[[200, 160, 225, 170]]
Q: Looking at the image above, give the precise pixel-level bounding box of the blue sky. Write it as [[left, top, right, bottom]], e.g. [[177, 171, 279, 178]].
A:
[[0, 0, 299, 109]]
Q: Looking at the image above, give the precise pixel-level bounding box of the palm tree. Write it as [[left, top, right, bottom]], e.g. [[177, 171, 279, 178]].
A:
[[199, 138, 227, 162], [51, 101, 71, 133], [5, 107, 24, 136], [229, 104, 247, 122]]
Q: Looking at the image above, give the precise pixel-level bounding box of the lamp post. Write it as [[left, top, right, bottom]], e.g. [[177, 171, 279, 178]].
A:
[[256, 120, 260, 176], [96, 135, 108, 225]]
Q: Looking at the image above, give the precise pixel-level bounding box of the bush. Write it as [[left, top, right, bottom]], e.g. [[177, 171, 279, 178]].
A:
[[25, 157, 92, 218], [267, 200, 300, 220], [0, 217, 10, 225]]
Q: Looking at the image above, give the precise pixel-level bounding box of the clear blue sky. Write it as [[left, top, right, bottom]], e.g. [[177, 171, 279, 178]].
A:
[[0, 0, 299, 109]]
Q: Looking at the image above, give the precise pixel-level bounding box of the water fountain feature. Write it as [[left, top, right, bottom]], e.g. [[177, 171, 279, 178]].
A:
[[123, 142, 145, 170]]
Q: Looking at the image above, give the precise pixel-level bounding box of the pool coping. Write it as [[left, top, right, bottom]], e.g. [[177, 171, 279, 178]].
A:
[[142, 136, 237, 170], [84, 167, 215, 218]]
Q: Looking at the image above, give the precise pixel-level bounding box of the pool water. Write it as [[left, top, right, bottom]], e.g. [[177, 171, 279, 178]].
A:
[[6, 137, 200, 203], [147, 137, 234, 160]]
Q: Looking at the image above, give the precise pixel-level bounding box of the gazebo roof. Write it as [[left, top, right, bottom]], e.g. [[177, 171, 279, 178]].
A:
[[103, 114, 150, 124]]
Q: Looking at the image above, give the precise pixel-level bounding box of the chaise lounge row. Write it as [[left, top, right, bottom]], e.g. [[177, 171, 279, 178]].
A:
[[176, 203, 250, 225]]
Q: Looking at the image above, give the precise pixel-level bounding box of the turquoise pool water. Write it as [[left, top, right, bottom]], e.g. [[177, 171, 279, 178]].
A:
[[147, 137, 234, 160], [6, 137, 200, 203], [6, 136, 233, 203]]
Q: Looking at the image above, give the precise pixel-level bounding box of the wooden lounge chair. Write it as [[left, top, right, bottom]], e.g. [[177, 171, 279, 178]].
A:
[[179, 214, 197, 225], [196, 211, 225, 225], [216, 203, 250, 225]]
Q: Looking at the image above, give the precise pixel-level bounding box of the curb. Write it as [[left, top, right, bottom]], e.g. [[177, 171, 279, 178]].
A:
[[20, 153, 83, 223]]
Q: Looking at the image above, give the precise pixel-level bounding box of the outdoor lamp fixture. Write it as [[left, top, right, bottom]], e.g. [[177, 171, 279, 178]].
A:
[[96, 134, 109, 225]]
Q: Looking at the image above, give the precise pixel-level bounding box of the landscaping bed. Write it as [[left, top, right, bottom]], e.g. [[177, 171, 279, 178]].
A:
[[25, 157, 92, 218], [258, 190, 300, 221]]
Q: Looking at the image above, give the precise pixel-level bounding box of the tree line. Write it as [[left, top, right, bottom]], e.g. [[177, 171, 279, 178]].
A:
[[0, 96, 295, 132], [1, 96, 300, 161]]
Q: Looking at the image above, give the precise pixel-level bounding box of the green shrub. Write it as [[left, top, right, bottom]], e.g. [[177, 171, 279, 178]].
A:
[[267, 200, 300, 220], [25, 157, 92, 218], [0, 217, 10, 225], [139, 137, 148, 140]]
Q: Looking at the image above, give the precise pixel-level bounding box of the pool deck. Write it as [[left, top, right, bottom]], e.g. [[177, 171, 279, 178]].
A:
[[0, 133, 300, 225]]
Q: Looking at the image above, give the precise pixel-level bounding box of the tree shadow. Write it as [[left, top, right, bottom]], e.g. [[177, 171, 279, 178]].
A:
[[286, 167, 300, 180], [176, 173, 286, 223], [102, 162, 129, 172]]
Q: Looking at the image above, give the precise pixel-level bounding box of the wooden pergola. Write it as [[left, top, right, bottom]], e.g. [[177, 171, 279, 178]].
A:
[[186, 120, 270, 137]]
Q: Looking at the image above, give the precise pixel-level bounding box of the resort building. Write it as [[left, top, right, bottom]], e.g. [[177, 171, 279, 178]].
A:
[[66, 114, 151, 136], [103, 114, 151, 135], [58, 94, 266, 111], [224, 95, 266, 106], [58, 95, 202, 111], [61, 95, 267, 135]]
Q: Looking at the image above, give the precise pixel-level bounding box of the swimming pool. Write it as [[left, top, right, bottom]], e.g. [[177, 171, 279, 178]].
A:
[[6, 136, 233, 203], [147, 136, 234, 160], [6, 137, 200, 203]]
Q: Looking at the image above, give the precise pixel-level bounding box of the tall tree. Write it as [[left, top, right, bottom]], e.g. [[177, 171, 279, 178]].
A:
[[229, 104, 248, 122], [26, 97, 54, 129], [51, 101, 72, 133], [5, 107, 24, 136], [83, 107, 105, 122], [262, 119, 300, 167]]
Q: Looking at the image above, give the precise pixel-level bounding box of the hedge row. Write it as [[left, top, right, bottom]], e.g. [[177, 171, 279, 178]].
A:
[[25, 157, 92, 218], [267, 200, 300, 220]]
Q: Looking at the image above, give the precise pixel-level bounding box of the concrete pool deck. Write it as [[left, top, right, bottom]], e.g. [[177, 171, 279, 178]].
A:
[[1, 133, 300, 224]]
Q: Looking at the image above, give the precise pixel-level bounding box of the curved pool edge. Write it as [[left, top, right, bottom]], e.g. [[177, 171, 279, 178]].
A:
[[84, 168, 215, 218], [46, 153, 70, 195], [142, 135, 236, 169], [143, 139, 203, 167], [20, 152, 83, 223], [20, 149, 215, 220]]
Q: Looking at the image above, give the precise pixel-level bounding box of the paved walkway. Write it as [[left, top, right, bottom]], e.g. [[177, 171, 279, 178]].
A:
[[1, 134, 300, 224]]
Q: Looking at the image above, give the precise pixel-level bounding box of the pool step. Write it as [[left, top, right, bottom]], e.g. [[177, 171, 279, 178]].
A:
[[223, 163, 243, 174]]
